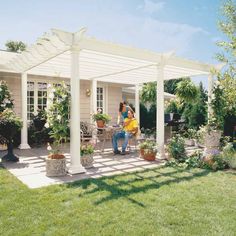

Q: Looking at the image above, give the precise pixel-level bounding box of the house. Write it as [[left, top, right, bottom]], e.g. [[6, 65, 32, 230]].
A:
[[0, 28, 222, 174]]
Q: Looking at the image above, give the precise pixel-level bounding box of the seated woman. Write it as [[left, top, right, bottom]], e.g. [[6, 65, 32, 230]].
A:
[[112, 110, 138, 155], [117, 101, 134, 125]]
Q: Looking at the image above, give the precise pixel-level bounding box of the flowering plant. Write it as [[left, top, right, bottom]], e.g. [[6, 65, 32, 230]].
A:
[[0, 80, 14, 112], [45, 82, 70, 156], [80, 143, 95, 156], [92, 111, 111, 124]]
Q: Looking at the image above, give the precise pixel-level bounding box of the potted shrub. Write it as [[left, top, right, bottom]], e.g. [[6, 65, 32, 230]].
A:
[[92, 111, 111, 128], [139, 140, 157, 161], [45, 82, 70, 177], [80, 143, 95, 168], [0, 109, 22, 162]]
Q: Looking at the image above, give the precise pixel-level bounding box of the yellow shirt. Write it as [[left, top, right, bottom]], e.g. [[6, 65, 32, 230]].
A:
[[123, 118, 138, 133]]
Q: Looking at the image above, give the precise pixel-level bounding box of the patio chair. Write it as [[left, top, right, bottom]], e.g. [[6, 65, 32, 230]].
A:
[[80, 122, 97, 144]]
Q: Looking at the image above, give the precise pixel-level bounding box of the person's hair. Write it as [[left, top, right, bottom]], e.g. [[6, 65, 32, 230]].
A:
[[119, 102, 123, 112]]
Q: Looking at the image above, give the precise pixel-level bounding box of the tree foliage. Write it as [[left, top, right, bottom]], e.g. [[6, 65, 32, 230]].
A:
[[5, 40, 26, 52]]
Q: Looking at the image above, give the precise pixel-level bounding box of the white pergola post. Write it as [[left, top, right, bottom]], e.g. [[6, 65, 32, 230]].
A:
[[135, 84, 140, 125], [207, 73, 214, 118], [156, 65, 165, 158], [19, 72, 30, 149], [92, 79, 97, 113], [69, 48, 85, 174]]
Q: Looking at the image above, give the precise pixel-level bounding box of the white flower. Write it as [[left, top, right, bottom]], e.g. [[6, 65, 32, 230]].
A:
[[44, 123, 50, 128], [47, 83, 52, 88], [47, 143, 52, 151], [57, 115, 62, 121], [0, 88, 2, 92], [215, 80, 220, 86], [33, 111, 38, 116], [49, 93, 54, 99]]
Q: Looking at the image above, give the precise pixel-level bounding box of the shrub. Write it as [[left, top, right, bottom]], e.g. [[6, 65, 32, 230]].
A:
[[0, 80, 14, 112], [167, 134, 186, 162]]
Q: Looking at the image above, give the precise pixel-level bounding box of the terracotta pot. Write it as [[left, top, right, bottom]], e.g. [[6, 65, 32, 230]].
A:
[[96, 120, 105, 128], [48, 154, 65, 159], [143, 152, 156, 161]]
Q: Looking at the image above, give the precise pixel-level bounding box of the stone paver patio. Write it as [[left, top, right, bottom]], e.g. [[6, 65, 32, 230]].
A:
[[0, 144, 165, 189]]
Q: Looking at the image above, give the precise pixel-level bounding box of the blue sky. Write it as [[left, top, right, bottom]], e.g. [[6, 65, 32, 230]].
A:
[[0, 0, 226, 87]]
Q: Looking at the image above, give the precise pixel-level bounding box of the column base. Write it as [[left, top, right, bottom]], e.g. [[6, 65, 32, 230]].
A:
[[68, 164, 86, 175], [18, 143, 31, 149]]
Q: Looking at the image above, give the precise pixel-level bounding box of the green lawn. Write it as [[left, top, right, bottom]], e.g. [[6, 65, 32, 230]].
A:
[[0, 164, 235, 236]]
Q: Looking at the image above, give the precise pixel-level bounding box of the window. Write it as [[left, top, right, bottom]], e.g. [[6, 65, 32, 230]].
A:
[[27, 82, 35, 120], [37, 82, 47, 111], [97, 87, 104, 113]]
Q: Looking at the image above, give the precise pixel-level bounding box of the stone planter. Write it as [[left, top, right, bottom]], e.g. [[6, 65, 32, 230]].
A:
[[46, 156, 67, 177], [203, 130, 222, 156], [81, 154, 94, 168]]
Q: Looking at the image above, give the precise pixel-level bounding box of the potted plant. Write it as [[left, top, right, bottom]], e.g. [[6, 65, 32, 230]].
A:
[[92, 111, 111, 128], [0, 109, 22, 162], [80, 143, 95, 168], [139, 140, 157, 161], [45, 82, 70, 177]]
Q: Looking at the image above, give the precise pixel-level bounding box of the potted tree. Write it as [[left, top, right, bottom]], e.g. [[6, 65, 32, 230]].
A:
[[45, 82, 70, 177], [80, 143, 95, 168], [0, 109, 22, 162], [92, 111, 111, 128]]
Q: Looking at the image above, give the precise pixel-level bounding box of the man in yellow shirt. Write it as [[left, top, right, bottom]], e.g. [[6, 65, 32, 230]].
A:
[[112, 110, 138, 155]]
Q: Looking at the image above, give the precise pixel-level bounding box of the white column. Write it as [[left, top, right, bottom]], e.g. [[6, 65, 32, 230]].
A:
[[156, 65, 165, 158], [19, 72, 30, 149], [92, 79, 97, 113], [135, 84, 140, 125], [69, 49, 85, 174], [208, 73, 213, 118]]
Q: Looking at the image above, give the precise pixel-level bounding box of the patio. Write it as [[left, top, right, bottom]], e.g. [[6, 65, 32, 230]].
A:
[[0, 143, 166, 188]]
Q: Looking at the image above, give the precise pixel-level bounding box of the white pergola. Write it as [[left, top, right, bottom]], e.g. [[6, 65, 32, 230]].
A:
[[3, 28, 224, 174]]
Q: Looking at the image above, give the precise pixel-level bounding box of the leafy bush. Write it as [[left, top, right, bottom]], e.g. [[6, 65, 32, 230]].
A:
[[167, 134, 186, 162], [0, 81, 14, 112], [81, 144, 94, 156], [221, 143, 236, 169], [92, 113, 111, 123]]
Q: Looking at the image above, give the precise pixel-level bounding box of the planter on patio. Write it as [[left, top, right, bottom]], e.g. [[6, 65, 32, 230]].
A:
[[46, 154, 67, 177], [203, 130, 222, 156], [81, 154, 94, 168], [143, 150, 156, 161]]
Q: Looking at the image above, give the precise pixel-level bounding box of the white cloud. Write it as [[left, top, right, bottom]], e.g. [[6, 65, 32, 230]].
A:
[[138, 0, 165, 14]]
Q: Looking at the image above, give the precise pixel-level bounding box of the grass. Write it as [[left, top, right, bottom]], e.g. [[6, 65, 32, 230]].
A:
[[0, 163, 236, 236]]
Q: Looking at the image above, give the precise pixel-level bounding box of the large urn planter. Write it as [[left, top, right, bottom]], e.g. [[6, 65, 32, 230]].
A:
[[46, 154, 67, 177], [81, 154, 94, 168], [203, 130, 222, 156]]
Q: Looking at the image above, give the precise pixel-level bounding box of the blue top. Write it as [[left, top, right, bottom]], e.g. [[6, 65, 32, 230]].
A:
[[121, 106, 129, 119]]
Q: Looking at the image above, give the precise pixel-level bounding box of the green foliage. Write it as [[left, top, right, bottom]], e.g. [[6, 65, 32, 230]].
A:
[[0, 109, 22, 142], [46, 82, 70, 147], [140, 82, 157, 104], [222, 143, 236, 169], [183, 128, 197, 139], [139, 140, 157, 154], [164, 78, 185, 94], [165, 99, 179, 113], [167, 134, 186, 162], [0, 81, 14, 112], [176, 79, 198, 102], [215, 0, 236, 74], [5, 40, 26, 52], [92, 112, 111, 123], [80, 143, 94, 156]]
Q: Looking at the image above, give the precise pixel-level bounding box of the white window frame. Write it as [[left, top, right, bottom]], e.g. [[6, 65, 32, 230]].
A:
[[97, 86, 106, 113]]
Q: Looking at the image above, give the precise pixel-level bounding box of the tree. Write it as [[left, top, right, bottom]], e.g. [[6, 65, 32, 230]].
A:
[[212, 0, 236, 136], [5, 40, 26, 52]]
